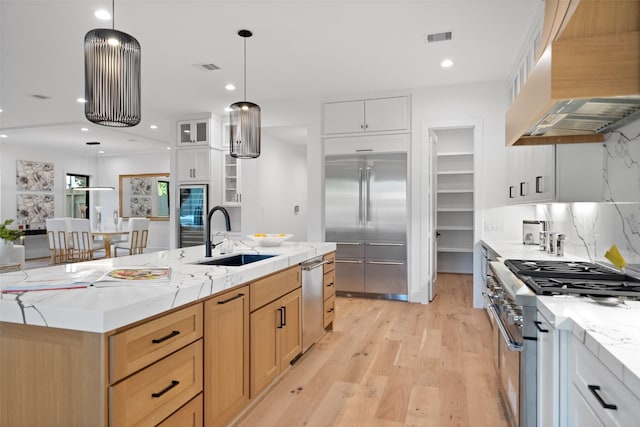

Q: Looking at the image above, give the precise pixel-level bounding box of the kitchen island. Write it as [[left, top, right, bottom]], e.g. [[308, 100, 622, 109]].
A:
[[0, 241, 336, 427]]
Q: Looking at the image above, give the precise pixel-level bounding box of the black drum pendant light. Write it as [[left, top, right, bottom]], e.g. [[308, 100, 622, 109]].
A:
[[84, 0, 141, 127], [229, 29, 261, 159]]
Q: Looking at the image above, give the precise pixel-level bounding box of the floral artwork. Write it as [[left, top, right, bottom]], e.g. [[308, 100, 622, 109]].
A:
[[130, 177, 152, 196], [129, 197, 152, 217], [16, 160, 54, 191], [16, 194, 54, 224]]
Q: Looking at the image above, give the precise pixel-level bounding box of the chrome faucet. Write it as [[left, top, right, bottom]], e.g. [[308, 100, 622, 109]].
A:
[[205, 206, 231, 257]]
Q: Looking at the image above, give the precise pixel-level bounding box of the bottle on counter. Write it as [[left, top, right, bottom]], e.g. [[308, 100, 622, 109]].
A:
[[556, 234, 565, 256], [539, 231, 547, 251], [547, 232, 556, 254]]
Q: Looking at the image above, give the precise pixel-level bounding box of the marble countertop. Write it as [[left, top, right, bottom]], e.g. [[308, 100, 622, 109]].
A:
[[0, 241, 336, 334], [482, 239, 640, 398]]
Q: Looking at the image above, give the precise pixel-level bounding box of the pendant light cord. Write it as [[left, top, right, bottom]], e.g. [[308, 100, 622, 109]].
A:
[[243, 37, 247, 101]]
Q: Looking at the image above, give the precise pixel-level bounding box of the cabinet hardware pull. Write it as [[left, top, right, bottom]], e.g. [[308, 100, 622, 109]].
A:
[[368, 261, 405, 266], [534, 321, 549, 333], [218, 293, 245, 305], [327, 307, 334, 313], [367, 242, 405, 246], [509, 186, 515, 199], [535, 176, 543, 193], [327, 282, 334, 287], [152, 330, 180, 344], [519, 181, 527, 197], [588, 385, 617, 410], [151, 380, 180, 398], [277, 308, 284, 329], [282, 306, 287, 326], [360, 124, 364, 129]]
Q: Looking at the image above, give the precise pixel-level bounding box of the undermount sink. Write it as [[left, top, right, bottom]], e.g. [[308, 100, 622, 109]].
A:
[[195, 253, 276, 267]]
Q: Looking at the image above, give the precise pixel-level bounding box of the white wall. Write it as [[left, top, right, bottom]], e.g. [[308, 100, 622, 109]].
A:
[[240, 135, 308, 240]]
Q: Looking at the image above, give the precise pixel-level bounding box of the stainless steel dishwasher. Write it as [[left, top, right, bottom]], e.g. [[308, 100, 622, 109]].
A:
[[301, 256, 328, 352]]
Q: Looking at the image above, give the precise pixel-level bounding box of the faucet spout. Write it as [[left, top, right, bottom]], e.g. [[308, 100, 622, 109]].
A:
[[205, 206, 232, 257]]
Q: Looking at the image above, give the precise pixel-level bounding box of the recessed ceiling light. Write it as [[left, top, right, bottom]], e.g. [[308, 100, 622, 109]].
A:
[[0, 109, 3, 113], [150, 124, 158, 129], [98, 150, 105, 154], [77, 97, 87, 103], [224, 107, 233, 112], [166, 146, 171, 150], [225, 84, 236, 91], [441, 59, 454, 68], [81, 127, 89, 132], [0, 134, 7, 138], [94, 9, 111, 20]]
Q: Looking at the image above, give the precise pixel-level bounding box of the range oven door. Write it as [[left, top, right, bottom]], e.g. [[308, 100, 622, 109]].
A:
[[489, 305, 522, 426]]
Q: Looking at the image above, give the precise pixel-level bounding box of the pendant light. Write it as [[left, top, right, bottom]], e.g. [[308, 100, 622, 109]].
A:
[[84, 0, 141, 127], [71, 142, 115, 191], [229, 29, 261, 159]]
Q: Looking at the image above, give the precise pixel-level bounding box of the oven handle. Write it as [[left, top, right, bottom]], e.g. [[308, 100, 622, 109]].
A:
[[488, 305, 523, 352]]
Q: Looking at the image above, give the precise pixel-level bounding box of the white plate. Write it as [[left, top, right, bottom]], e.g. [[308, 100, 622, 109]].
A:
[[246, 234, 293, 247]]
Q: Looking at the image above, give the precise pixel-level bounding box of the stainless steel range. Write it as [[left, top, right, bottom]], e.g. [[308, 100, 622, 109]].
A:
[[486, 259, 640, 427]]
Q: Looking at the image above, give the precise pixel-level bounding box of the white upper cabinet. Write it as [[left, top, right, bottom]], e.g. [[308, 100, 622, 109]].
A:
[[323, 96, 410, 135], [176, 148, 210, 182], [178, 119, 209, 146], [507, 145, 555, 203]]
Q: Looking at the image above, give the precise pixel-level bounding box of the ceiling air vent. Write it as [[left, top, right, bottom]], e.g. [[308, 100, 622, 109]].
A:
[[193, 63, 221, 71], [426, 31, 452, 43], [30, 94, 52, 100]]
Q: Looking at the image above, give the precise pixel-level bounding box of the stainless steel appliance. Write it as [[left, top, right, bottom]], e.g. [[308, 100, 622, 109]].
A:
[[178, 185, 208, 247], [325, 153, 407, 300], [488, 259, 640, 427], [301, 257, 328, 352]]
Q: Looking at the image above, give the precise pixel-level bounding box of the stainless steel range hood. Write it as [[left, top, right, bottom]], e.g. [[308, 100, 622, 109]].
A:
[[506, 0, 640, 146]]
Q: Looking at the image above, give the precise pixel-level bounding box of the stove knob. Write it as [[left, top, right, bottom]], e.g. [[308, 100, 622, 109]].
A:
[[513, 314, 523, 327]]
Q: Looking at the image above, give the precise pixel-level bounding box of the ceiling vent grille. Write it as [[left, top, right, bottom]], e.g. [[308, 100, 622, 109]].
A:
[[30, 94, 52, 100], [426, 31, 452, 43], [193, 63, 221, 71]]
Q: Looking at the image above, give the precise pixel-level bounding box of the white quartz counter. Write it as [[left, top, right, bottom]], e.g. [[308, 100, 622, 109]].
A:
[[0, 241, 336, 333], [482, 239, 640, 399]]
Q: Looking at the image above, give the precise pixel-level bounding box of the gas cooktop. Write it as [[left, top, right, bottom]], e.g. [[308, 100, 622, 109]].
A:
[[504, 259, 640, 298]]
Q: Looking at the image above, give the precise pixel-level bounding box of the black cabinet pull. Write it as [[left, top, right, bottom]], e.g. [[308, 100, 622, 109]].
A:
[[327, 282, 334, 287], [152, 330, 180, 344], [534, 321, 549, 333], [151, 380, 180, 398], [520, 182, 527, 197], [509, 186, 515, 199], [282, 306, 287, 327], [277, 308, 284, 329], [218, 293, 245, 305], [588, 385, 617, 410], [327, 307, 334, 313], [535, 176, 543, 193]]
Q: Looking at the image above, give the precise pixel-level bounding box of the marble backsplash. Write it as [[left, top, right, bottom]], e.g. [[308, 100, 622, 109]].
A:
[[536, 117, 640, 269]]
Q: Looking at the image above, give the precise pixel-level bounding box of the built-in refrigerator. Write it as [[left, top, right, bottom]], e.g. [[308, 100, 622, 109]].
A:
[[178, 184, 208, 247], [325, 153, 407, 300]]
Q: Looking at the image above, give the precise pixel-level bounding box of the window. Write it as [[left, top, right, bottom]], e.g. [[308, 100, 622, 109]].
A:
[[65, 174, 90, 218]]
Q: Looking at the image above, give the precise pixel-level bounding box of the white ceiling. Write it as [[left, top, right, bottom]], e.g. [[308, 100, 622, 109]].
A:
[[0, 0, 541, 155]]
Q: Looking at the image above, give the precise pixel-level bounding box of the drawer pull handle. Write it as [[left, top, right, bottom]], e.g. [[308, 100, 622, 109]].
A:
[[277, 308, 284, 329], [327, 307, 334, 313], [282, 306, 287, 327], [534, 321, 549, 333], [326, 282, 334, 287], [152, 330, 180, 344], [218, 293, 245, 305], [151, 380, 180, 398], [588, 385, 617, 410]]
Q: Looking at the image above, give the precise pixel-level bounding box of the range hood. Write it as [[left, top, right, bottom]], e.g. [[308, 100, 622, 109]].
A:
[[506, 0, 640, 146]]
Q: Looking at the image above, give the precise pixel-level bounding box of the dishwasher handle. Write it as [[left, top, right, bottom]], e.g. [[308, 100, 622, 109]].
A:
[[302, 259, 330, 271]]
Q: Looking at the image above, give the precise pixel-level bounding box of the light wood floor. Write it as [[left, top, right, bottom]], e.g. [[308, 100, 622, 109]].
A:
[[237, 273, 512, 427]]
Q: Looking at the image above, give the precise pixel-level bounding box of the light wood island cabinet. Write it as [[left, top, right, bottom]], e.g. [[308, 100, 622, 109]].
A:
[[249, 266, 302, 397]]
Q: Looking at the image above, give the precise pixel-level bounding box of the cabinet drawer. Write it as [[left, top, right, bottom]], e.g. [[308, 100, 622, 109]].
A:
[[323, 270, 336, 300], [570, 335, 640, 426], [323, 295, 335, 328], [110, 304, 203, 383], [250, 266, 301, 312], [157, 393, 203, 427], [110, 340, 203, 427], [323, 252, 335, 274]]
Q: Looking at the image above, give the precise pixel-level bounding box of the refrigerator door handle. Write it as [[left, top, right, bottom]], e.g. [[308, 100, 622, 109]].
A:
[[367, 261, 405, 266], [336, 259, 364, 264], [358, 167, 364, 226], [365, 166, 372, 223], [367, 242, 405, 247], [336, 242, 363, 246]]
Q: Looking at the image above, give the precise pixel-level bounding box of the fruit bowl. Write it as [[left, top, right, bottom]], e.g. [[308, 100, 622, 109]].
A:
[[246, 233, 293, 247]]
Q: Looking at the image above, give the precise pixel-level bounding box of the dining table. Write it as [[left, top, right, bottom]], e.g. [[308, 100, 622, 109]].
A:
[[92, 230, 129, 258]]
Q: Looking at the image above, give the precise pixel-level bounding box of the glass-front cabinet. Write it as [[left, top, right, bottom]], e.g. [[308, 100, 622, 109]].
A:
[[178, 119, 209, 146], [222, 154, 241, 205]]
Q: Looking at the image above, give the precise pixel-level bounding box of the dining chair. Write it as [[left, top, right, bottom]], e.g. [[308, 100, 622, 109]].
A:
[[114, 218, 150, 256], [69, 218, 105, 261], [45, 218, 73, 264]]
